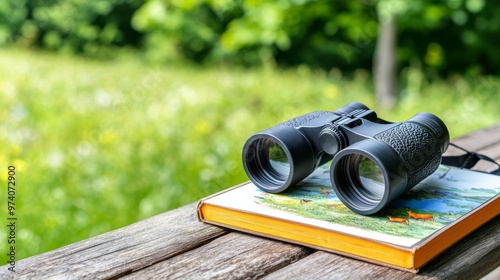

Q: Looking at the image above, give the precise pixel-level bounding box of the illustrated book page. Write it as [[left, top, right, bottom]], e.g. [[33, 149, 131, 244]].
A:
[[201, 164, 500, 249]]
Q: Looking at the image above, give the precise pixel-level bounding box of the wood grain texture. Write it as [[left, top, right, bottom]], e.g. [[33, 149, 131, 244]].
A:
[[262, 251, 415, 280], [263, 216, 500, 280], [122, 232, 313, 279], [446, 123, 500, 152], [1, 123, 498, 279], [418, 216, 500, 279], [0, 203, 227, 279], [444, 124, 500, 172]]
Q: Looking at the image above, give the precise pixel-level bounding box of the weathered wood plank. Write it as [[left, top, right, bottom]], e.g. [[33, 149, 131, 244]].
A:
[[469, 144, 500, 172], [443, 145, 500, 173], [117, 123, 500, 279], [262, 251, 414, 280], [0, 203, 228, 279], [418, 216, 500, 279], [446, 123, 500, 152], [443, 123, 500, 172], [1, 123, 498, 279], [121, 232, 313, 279], [261, 124, 500, 279], [262, 216, 499, 279]]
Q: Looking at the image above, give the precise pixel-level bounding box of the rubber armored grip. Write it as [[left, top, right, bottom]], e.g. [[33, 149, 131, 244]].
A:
[[374, 122, 442, 191], [278, 111, 331, 127]]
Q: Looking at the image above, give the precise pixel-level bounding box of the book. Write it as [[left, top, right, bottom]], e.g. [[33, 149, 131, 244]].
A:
[[197, 164, 500, 272]]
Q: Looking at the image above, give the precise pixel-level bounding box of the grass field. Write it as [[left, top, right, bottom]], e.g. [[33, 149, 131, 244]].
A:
[[1, 48, 499, 260]]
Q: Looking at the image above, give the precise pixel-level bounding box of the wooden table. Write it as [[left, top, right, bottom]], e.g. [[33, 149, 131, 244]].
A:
[[3, 124, 500, 279]]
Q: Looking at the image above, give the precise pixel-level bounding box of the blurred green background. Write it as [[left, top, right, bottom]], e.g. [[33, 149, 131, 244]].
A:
[[1, 0, 499, 260]]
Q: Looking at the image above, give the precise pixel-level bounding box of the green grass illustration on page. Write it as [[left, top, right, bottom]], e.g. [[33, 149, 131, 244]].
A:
[[254, 164, 499, 240]]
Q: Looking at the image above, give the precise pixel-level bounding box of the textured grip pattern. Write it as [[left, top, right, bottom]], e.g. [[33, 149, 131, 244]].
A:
[[278, 111, 331, 127], [375, 122, 442, 190]]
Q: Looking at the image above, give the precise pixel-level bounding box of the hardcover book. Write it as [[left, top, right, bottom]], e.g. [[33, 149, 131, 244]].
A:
[[197, 164, 500, 272]]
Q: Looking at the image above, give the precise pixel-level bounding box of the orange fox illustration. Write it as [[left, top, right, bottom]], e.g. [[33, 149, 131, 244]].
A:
[[320, 187, 330, 196], [387, 216, 409, 225], [407, 210, 434, 224]]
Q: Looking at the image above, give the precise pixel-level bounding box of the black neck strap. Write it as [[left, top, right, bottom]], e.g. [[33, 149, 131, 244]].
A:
[[441, 143, 500, 176]]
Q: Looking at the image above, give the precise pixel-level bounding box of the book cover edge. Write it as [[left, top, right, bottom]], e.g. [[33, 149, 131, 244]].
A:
[[199, 211, 420, 273], [196, 181, 252, 222], [411, 193, 500, 268], [197, 169, 499, 271]]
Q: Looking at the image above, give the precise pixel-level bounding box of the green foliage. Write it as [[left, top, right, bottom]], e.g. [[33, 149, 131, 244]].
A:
[[132, 0, 378, 68], [0, 0, 27, 44], [130, 0, 500, 75], [268, 142, 288, 163], [393, 0, 500, 75], [1, 0, 500, 75], [0, 0, 143, 57]]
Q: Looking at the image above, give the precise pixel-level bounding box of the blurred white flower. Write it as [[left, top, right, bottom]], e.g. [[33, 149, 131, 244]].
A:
[[95, 89, 113, 107], [47, 149, 65, 169]]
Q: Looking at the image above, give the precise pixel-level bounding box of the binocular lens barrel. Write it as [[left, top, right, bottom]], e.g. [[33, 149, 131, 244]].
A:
[[246, 138, 290, 185], [334, 154, 386, 203], [243, 125, 317, 193], [330, 139, 408, 215]]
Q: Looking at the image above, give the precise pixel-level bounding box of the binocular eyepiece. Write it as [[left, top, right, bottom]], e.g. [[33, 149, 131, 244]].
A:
[[242, 102, 449, 215]]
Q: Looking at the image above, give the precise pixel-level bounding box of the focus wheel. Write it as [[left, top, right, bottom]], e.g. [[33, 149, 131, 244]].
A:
[[319, 125, 346, 155]]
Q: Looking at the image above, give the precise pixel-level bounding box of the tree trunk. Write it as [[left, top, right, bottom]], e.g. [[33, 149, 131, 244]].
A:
[[374, 16, 397, 109]]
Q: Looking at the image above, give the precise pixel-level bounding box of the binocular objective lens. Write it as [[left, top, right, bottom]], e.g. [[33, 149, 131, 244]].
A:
[[357, 156, 385, 201], [267, 140, 290, 180], [332, 153, 387, 212], [244, 137, 291, 189]]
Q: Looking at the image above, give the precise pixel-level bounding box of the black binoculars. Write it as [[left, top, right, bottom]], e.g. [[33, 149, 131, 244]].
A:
[[242, 102, 449, 215]]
